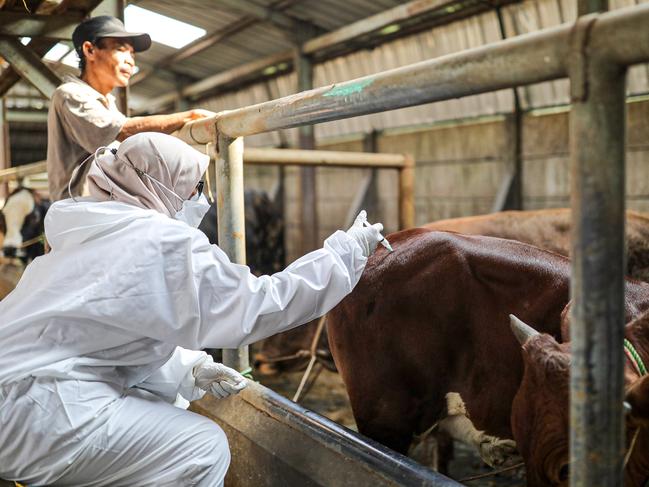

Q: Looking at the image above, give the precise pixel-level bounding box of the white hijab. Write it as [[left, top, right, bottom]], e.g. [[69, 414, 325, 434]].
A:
[[87, 132, 209, 217]]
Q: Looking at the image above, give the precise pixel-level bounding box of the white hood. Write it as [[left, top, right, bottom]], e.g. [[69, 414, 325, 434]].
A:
[[45, 198, 163, 251]]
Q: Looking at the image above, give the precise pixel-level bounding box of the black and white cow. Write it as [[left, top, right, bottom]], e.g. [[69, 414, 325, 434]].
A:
[[198, 189, 285, 276], [0, 187, 50, 263]]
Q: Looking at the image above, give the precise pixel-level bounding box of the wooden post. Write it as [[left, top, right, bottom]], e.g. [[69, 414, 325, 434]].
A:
[[398, 155, 415, 229], [0, 99, 9, 201]]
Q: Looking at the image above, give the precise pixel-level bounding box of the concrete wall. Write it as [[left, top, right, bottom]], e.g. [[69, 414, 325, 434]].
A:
[[242, 98, 649, 263]]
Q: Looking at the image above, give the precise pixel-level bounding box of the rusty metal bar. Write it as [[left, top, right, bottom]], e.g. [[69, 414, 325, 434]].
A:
[[216, 134, 249, 372], [569, 14, 628, 487], [0, 161, 47, 185], [176, 4, 649, 144], [243, 147, 406, 168]]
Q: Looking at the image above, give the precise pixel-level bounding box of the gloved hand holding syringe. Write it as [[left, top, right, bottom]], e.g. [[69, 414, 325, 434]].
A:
[[346, 210, 393, 256], [363, 219, 393, 252]]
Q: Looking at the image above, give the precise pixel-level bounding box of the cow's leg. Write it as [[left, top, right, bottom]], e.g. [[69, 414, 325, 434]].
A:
[[438, 392, 519, 468]]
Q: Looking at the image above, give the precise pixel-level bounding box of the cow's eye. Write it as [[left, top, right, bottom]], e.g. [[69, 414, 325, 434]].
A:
[[558, 463, 570, 482]]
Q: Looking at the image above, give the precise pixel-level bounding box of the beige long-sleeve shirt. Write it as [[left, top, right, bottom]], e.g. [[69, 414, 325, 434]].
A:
[[47, 75, 126, 201]]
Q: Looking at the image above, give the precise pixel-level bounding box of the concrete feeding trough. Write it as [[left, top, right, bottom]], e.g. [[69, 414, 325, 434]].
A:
[[191, 381, 462, 487]]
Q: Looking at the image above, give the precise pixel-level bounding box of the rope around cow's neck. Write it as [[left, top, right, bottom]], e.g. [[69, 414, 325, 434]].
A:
[[17, 234, 45, 250], [624, 338, 648, 376], [624, 428, 641, 469], [460, 462, 525, 482], [622, 337, 647, 471]]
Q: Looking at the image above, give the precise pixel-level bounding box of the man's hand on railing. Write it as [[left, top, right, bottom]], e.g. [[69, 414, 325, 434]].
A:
[[186, 109, 217, 122]]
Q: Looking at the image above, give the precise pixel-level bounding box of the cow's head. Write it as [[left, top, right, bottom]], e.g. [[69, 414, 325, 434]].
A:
[[509, 315, 571, 486], [1, 187, 49, 262], [510, 315, 649, 487]]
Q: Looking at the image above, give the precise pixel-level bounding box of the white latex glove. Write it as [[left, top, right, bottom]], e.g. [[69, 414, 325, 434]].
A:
[[193, 356, 248, 399], [346, 210, 387, 257]]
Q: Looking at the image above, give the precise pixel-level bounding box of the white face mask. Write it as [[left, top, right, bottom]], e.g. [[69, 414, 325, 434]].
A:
[[174, 193, 211, 228]]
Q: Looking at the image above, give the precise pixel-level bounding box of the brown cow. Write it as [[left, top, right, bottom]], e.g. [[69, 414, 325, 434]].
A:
[[327, 228, 573, 466], [257, 209, 649, 375], [327, 228, 649, 476], [511, 309, 649, 486], [424, 209, 649, 282]]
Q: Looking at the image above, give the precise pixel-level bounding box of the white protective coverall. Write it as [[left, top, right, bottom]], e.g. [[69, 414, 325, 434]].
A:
[[0, 159, 368, 484]]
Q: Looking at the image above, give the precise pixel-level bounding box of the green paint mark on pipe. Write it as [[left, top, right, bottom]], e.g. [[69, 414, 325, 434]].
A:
[[323, 78, 374, 97]]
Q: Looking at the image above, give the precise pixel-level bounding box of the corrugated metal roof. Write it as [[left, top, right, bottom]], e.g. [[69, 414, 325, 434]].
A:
[[4, 0, 649, 144], [194, 0, 649, 146], [129, 0, 408, 102]]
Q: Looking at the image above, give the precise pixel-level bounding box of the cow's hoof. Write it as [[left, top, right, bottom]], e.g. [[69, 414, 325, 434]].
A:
[[478, 436, 519, 468]]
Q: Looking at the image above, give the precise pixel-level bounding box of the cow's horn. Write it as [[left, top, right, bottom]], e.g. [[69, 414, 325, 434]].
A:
[[509, 314, 540, 345]]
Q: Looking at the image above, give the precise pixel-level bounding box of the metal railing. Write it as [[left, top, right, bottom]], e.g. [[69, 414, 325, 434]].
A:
[[176, 5, 649, 485], [0, 160, 46, 184]]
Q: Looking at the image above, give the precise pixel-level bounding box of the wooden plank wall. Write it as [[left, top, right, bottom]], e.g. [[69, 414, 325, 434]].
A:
[[242, 99, 649, 263]]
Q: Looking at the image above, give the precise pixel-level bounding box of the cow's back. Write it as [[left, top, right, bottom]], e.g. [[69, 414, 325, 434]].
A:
[[424, 208, 649, 281], [423, 209, 571, 257], [327, 229, 573, 452]]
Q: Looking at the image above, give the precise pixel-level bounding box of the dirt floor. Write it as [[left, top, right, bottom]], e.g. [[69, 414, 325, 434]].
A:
[[259, 366, 526, 487]]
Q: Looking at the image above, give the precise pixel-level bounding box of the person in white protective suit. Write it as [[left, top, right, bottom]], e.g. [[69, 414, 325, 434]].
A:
[[0, 132, 387, 486]]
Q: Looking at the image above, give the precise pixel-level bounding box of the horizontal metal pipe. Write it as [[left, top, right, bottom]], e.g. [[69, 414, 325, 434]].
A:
[[189, 145, 406, 168], [174, 4, 649, 143], [244, 147, 406, 168], [0, 160, 46, 184]]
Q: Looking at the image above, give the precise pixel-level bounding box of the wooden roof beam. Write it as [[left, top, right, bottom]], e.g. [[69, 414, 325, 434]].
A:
[[0, 38, 62, 98], [212, 0, 298, 31], [0, 11, 84, 39]]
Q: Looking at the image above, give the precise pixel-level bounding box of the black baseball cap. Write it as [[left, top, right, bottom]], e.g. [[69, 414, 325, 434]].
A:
[[72, 15, 151, 53]]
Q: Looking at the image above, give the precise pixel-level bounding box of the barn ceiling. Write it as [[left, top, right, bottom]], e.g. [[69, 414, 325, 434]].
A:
[[1, 0, 649, 157]]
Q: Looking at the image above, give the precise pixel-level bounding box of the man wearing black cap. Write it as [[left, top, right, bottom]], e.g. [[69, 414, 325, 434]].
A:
[[47, 15, 214, 201]]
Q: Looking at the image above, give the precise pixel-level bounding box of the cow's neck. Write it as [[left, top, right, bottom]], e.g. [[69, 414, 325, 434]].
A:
[[625, 315, 649, 380]]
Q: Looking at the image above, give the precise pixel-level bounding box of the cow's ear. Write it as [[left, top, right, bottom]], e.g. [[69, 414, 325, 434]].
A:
[[559, 303, 572, 342], [625, 375, 649, 427]]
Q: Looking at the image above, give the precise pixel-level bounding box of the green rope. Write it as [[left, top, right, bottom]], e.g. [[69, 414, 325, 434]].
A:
[[239, 366, 254, 381], [624, 339, 648, 376]]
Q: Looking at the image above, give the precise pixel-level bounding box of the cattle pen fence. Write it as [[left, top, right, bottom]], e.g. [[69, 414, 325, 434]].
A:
[[176, 4, 649, 486]]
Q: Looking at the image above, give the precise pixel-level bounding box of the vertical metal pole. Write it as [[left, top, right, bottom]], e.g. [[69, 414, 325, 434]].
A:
[[569, 50, 627, 487], [295, 31, 318, 254], [501, 110, 523, 210], [107, 0, 129, 115], [578, 0, 608, 14], [496, 6, 523, 211], [362, 130, 380, 218], [0, 99, 9, 200], [398, 155, 415, 229], [217, 134, 249, 371]]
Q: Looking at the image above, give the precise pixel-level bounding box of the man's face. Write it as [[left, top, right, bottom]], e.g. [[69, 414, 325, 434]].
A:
[[83, 37, 135, 87]]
